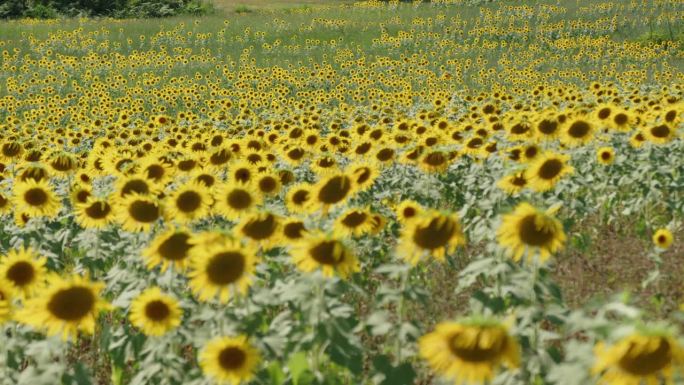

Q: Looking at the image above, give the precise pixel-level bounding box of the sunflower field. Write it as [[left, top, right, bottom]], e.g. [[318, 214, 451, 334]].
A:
[[0, 0, 683, 384]]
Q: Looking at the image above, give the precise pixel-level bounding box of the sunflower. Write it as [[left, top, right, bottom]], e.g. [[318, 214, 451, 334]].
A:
[[534, 115, 560, 140], [592, 330, 684, 385], [419, 150, 451, 173], [395, 199, 422, 224], [419, 318, 520, 385], [187, 236, 256, 303], [0, 192, 12, 216], [143, 228, 194, 272], [399, 210, 465, 265], [166, 181, 213, 224], [70, 183, 92, 206], [236, 212, 282, 249], [497, 202, 566, 263], [333, 208, 374, 237], [496, 172, 528, 195], [200, 335, 260, 385], [285, 183, 314, 214], [129, 287, 182, 337], [116, 175, 157, 198], [0, 280, 12, 323], [313, 173, 355, 212], [597, 147, 615, 165], [140, 155, 174, 184], [215, 181, 261, 221], [291, 233, 359, 279], [562, 116, 595, 146], [75, 197, 114, 229], [13, 179, 61, 218], [229, 160, 256, 184], [644, 124, 677, 144], [347, 162, 379, 192], [0, 247, 47, 299], [16, 274, 110, 341], [115, 193, 164, 232], [282, 218, 308, 243], [525, 152, 573, 192], [652, 228, 673, 250], [255, 172, 282, 197]]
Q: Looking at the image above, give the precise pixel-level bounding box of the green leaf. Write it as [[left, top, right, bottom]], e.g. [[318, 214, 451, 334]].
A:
[[287, 351, 309, 385]]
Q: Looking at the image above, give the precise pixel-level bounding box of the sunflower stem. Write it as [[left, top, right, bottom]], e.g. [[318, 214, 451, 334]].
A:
[[394, 268, 409, 365]]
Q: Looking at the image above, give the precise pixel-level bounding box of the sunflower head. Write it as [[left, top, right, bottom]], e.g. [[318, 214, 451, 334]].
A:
[[187, 236, 256, 303], [419, 318, 520, 385], [497, 202, 566, 263], [400, 210, 465, 265], [200, 335, 260, 385], [652, 228, 673, 250], [292, 233, 359, 279], [16, 274, 110, 341], [115, 192, 164, 232], [129, 287, 182, 337], [216, 182, 261, 221], [395, 200, 422, 224], [143, 229, 194, 272], [0, 247, 46, 299], [593, 329, 684, 385], [525, 152, 573, 192], [597, 147, 615, 165], [334, 208, 373, 237], [237, 211, 282, 248]]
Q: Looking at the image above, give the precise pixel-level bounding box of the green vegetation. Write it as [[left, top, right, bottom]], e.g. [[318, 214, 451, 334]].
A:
[[0, 0, 214, 19]]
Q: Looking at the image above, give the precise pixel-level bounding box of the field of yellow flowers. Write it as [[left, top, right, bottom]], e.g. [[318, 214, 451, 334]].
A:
[[0, 1, 683, 384]]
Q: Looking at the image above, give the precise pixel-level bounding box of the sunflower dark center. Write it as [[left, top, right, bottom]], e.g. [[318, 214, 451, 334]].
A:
[[597, 108, 611, 119], [146, 165, 165, 181], [601, 151, 611, 160], [657, 235, 666, 244], [178, 159, 196, 171], [511, 175, 527, 186], [2, 142, 21, 157], [85, 202, 111, 219], [537, 159, 563, 180], [650, 125, 670, 138], [234, 168, 251, 183], [292, 190, 310, 205], [341, 211, 367, 228], [403, 207, 417, 218], [467, 138, 483, 149], [6, 261, 35, 286], [197, 174, 216, 187], [412, 217, 457, 250], [177, 191, 201, 212], [210, 149, 231, 165], [524, 147, 538, 158], [518, 214, 554, 246], [24, 188, 48, 206], [258, 177, 277, 193], [158, 233, 192, 261], [76, 190, 91, 203], [376, 148, 394, 161], [424, 152, 446, 166], [144, 300, 171, 321], [283, 222, 306, 239], [355, 168, 372, 185], [227, 189, 252, 210], [241, 214, 277, 240], [47, 286, 95, 321], [317, 176, 351, 204], [613, 113, 628, 125], [310, 241, 343, 265], [129, 200, 160, 223], [121, 179, 149, 197], [355, 142, 371, 155], [206, 251, 246, 285], [218, 347, 247, 370], [537, 119, 558, 134], [664, 110, 676, 123], [448, 330, 506, 363], [618, 338, 671, 376], [0, 194, 8, 208], [288, 148, 305, 160], [510, 123, 529, 135], [567, 121, 591, 138]]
